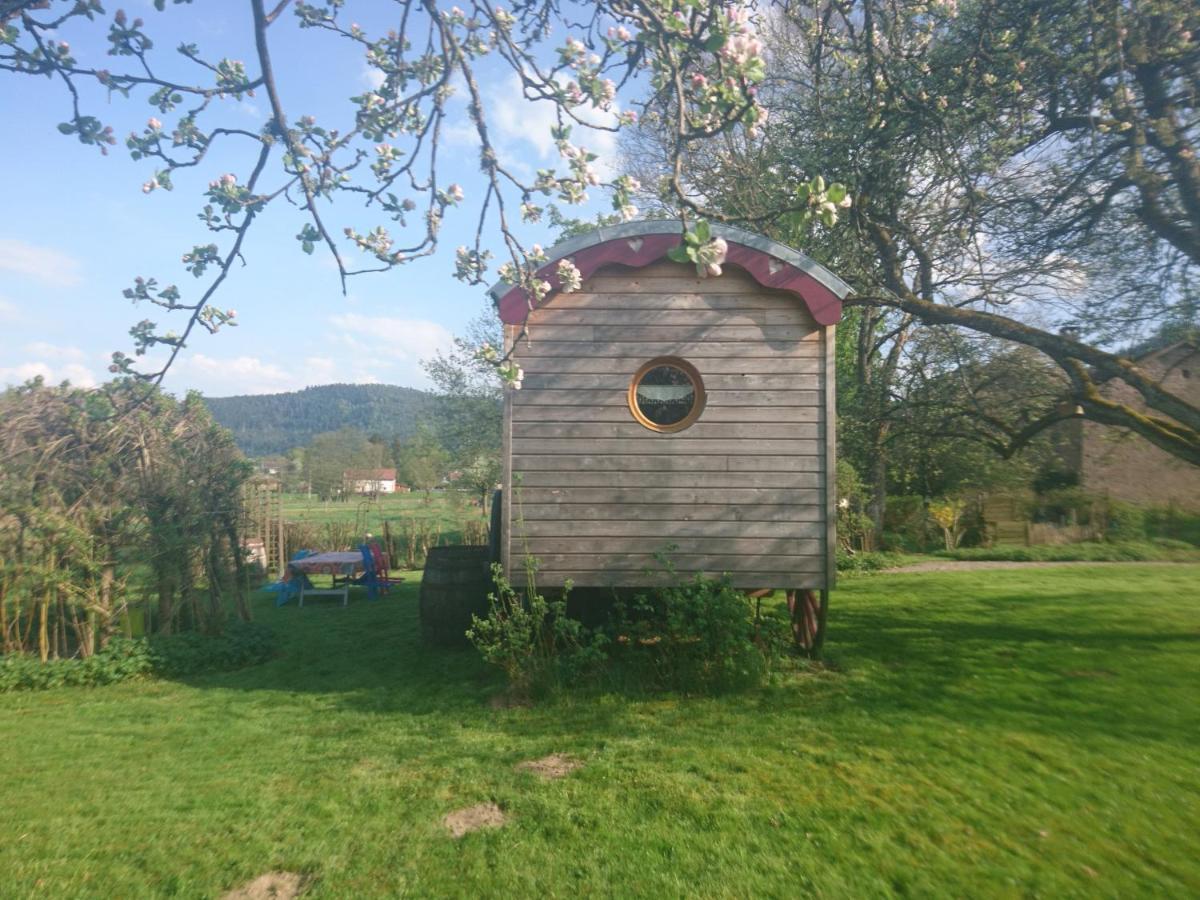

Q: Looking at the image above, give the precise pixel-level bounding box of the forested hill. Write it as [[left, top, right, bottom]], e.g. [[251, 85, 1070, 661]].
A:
[[203, 383, 437, 456]]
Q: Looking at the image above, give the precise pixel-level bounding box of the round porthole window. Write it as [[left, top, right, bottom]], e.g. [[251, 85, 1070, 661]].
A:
[[628, 357, 706, 433]]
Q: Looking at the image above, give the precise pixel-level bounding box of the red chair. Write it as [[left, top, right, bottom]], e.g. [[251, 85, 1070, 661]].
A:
[[367, 542, 402, 593]]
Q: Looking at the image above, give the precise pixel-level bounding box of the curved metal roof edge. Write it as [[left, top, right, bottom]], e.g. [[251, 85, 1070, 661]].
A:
[[485, 219, 853, 302]]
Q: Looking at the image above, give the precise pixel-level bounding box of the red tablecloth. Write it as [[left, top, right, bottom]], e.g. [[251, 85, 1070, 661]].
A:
[[286, 551, 363, 579]]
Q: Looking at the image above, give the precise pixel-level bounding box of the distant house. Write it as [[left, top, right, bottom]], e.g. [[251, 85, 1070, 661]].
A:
[[344, 468, 398, 494], [1057, 337, 1200, 510], [256, 455, 287, 477]]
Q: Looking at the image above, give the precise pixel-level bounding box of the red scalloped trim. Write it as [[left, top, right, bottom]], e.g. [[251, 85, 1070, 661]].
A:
[[495, 233, 844, 325]]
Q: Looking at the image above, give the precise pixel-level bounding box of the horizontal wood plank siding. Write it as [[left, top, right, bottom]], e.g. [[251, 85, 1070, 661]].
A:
[[517, 519, 825, 538], [507, 260, 830, 590], [515, 471, 822, 489], [519, 373, 820, 391], [511, 439, 819, 456], [513, 390, 820, 408], [532, 308, 816, 326], [511, 341, 818, 358], [511, 422, 817, 440], [544, 293, 812, 311], [524, 324, 818, 342], [513, 454, 823, 472], [509, 356, 824, 375], [538, 571, 826, 589], [512, 405, 820, 423]]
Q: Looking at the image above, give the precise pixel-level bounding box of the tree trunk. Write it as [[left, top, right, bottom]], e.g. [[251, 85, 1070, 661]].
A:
[[38, 593, 50, 663], [97, 562, 115, 650], [55, 591, 67, 659], [0, 574, 9, 655], [206, 536, 225, 634], [156, 569, 174, 636], [69, 602, 94, 659], [224, 517, 253, 623], [866, 434, 888, 551], [181, 552, 199, 633]]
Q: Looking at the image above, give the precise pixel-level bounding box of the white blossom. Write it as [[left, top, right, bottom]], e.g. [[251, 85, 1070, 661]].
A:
[[556, 258, 582, 293]]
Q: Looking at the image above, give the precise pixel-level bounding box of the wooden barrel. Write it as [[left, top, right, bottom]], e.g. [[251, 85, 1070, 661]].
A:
[[419, 545, 493, 647]]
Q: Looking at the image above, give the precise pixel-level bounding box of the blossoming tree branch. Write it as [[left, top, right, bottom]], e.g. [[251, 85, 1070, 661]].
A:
[[0, 0, 849, 388]]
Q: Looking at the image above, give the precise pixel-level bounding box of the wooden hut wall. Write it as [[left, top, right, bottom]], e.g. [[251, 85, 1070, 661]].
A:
[[502, 259, 834, 590]]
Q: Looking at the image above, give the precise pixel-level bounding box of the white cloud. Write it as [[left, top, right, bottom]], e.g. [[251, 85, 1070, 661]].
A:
[[302, 355, 338, 380], [361, 63, 385, 90], [168, 350, 390, 397], [327, 313, 453, 385], [0, 239, 84, 288], [469, 74, 622, 181], [0, 297, 21, 322], [0, 360, 97, 388], [23, 341, 87, 361], [172, 353, 296, 396]]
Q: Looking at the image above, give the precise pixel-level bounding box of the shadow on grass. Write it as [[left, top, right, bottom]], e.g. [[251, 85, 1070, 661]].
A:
[[173, 573, 1199, 748], [824, 584, 1199, 745]]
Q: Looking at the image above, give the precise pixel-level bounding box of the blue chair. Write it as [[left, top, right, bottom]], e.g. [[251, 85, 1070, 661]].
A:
[[356, 543, 381, 601], [270, 550, 314, 606]]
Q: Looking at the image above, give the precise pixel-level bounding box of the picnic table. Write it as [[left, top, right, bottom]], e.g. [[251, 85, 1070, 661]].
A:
[[286, 550, 364, 607]]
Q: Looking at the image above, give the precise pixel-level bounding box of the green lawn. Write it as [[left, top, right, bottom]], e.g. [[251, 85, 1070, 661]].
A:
[[3, 565, 1198, 898]]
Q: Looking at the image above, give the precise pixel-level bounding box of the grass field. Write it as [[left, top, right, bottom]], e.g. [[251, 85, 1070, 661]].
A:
[[3, 565, 1198, 898], [278, 491, 489, 566], [280, 491, 481, 529]]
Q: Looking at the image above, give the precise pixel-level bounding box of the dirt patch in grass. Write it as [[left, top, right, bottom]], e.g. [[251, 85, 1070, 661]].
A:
[[515, 753, 583, 780], [221, 871, 305, 900], [443, 802, 507, 838]]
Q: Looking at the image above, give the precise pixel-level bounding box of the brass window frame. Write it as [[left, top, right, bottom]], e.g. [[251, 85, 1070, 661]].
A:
[[628, 356, 707, 433]]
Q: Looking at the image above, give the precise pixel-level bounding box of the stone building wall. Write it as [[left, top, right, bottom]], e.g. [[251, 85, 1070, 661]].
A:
[[1079, 343, 1200, 510]]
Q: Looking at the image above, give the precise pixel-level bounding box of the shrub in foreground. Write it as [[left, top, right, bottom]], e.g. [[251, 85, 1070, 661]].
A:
[[467, 564, 608, 697], [0, 622, 276, 693], [468, 561, 790, 697], [609, 574, 791, 694]]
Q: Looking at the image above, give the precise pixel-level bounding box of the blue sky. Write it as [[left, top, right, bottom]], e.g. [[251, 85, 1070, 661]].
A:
[[0, 1, 622, 396]]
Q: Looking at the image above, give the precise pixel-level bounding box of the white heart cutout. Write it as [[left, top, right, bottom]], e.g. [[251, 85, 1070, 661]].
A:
[[768, 258, 784, 275], [627, 238, 644, 253]]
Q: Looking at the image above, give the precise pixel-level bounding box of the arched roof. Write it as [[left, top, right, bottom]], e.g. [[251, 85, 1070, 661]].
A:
[[488, 220, 852, 326]]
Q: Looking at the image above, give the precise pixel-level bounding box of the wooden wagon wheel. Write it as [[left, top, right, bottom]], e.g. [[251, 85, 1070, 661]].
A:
[[786, 590, 830, 658], [747, 589, 830, 658]]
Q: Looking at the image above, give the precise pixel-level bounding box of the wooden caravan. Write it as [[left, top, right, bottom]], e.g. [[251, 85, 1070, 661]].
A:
[[489, 222, 850, 651]]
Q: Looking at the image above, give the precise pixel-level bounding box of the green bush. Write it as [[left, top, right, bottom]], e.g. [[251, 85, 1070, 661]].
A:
[[1143, 507, 1200, 546], [837, 550, 917, 572], [1105, 502, 1148, 542], [0, 622, 276, 693], [1031, 487, 1100, 525], [882, 496, 941, 552], [468, 557, 793, 697], [467, 563, 608, 697], [609, 574, 788, 694]]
